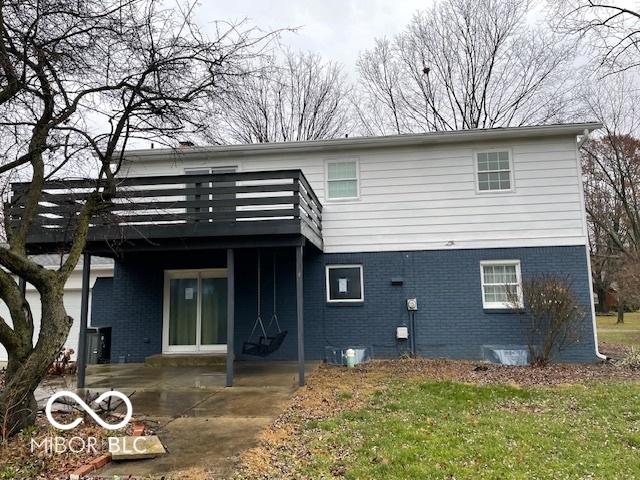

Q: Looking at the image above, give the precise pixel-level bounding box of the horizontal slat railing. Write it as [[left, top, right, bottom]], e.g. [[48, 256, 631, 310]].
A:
[[9, 169, 323, 247]]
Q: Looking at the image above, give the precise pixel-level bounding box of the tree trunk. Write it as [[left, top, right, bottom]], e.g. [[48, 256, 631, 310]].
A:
[[0, 354, 38, 439], [0, 289, 71, 439], [617, 299, 625, 324], [596, 285, 609, 313]]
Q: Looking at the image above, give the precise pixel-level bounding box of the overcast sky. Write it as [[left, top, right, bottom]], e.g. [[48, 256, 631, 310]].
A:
[[199, 0, 430, 74]]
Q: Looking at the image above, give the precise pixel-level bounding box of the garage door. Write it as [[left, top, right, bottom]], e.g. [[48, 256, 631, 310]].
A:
[[0, 289, 84, 363]]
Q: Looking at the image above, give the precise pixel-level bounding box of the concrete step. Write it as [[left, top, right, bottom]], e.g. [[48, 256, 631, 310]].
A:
[[145, 354, 227, 368]]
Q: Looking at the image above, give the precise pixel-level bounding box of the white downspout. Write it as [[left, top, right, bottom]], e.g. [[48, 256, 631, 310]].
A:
[[576, 127, 607, 360], [577, 128, 591, 149]]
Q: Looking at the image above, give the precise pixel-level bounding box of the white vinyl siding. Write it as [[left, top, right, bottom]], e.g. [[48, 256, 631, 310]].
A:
[[476, 150, 512, 192], [121, 136, 586, 253], [326, 160, 358, 200], [480, 260, 523, 309], [0, 267, 113, 362]]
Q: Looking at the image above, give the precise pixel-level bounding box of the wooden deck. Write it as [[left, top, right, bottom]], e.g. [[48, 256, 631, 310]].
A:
[[8, 169, 323, 254]]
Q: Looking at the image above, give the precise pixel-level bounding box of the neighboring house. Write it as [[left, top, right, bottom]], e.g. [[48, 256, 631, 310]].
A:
[[7, 123, 604, 385], [0, 255, 114, 363]]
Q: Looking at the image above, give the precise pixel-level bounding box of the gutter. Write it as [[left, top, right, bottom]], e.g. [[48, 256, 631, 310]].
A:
[[122, 122, 604, 162]]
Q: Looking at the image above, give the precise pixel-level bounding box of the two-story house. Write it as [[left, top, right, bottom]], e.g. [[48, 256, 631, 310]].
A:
[[10, 123, 603, 386]]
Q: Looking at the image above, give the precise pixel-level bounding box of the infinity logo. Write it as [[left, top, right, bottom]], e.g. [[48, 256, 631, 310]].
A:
[[45, 390, 133, 431]]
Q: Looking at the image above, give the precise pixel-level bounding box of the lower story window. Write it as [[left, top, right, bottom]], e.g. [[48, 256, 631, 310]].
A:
[[480, 260, 522, 309], [326, 265, 364, 303]]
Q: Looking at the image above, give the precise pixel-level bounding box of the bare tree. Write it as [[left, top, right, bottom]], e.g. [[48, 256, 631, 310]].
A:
[[583, 134, 631, 321], [580, 72, 640, 322], [0, 0, 274, 437], [354, 0, 575, 135], [612, 253, 640, 315], [554, 2, 640, 322], [588, 202, 621, 315], [354, 38, 406, 135], [582, 132, 640, 323], [202, 50, 352, 144], [551, 1, 640, 74]]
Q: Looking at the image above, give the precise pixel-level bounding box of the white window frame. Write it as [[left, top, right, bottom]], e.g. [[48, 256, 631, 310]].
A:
[[480, 260, 523, 309], [184, 166, 239, 174], [325, 264, 364, 303], [325, 158, 360, 201], [474, 148, 515, 193]]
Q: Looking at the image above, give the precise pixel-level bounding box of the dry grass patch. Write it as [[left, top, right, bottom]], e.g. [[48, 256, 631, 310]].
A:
[[238, 362, 391, 479], [371, 357, 640, 386]]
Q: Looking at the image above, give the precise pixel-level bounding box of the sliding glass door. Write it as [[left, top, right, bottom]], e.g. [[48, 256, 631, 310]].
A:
[[163, 269, 227, 353], [200, 276, 227, 347]]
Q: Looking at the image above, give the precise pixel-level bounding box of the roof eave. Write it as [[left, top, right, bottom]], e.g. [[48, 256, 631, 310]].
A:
[[123, 122, 603, 162]]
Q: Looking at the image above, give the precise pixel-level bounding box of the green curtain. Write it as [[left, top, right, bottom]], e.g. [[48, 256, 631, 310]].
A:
[[201, 277, 227, 345], [169, 278, 198, 345]]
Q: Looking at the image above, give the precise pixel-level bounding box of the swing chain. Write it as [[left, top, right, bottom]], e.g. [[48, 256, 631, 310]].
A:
[[242, 249, 288, 356], [265, 251, 282, 333], [250, 250, 267, 339]]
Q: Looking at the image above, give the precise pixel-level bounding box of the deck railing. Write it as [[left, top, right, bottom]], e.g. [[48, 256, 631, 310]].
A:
[[8, 169, 323, 248]]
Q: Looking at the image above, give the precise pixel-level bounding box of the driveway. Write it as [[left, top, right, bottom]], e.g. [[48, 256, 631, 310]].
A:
[[85, 361, 316, 479]]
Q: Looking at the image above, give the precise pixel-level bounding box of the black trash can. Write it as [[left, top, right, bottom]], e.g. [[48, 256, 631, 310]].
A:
[[86, 326, 112, 364]]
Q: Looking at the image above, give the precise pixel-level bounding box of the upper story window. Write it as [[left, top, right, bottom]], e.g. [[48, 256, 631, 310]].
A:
[[326, 160, 359, 200], [480, 260, 523, 309], [185, 166, 237, 175], [476, 151, 513, 192]]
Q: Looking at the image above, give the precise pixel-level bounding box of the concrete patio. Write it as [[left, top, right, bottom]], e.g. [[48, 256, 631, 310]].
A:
[[82, 361, 317, 478]]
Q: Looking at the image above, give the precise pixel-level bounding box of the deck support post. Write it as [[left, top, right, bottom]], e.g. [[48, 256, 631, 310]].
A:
[[76, 253, 91, 389], [226, 248, 235, 387], [296, 245, 305, 386]]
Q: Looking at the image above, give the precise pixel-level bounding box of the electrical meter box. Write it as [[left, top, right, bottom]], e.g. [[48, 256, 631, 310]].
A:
[[396, 326, 409, 339]]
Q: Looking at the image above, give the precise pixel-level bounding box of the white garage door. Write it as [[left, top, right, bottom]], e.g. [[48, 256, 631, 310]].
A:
[[0, 289, 83, 363]]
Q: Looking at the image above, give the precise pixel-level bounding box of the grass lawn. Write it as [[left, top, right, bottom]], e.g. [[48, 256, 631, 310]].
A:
[[238, 360, 640, 480], [301, 381, 639, 479], [597, 311, 640, 347]]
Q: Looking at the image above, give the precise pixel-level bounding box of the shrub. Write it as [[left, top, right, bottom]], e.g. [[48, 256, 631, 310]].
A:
[[47, 348, 76, 376], [508, 274, 584, 366], [617, 348, 640, 370]]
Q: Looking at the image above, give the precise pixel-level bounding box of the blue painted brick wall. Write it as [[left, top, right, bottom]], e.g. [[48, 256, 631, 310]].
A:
[[94, 245, 599, 363], [106, 250, 227, 362], [309, 246, 598, 363], [90, 277, 113, 328]]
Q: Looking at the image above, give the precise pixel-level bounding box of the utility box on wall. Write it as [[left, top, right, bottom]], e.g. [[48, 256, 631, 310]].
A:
[[396, 326, 409, 339]]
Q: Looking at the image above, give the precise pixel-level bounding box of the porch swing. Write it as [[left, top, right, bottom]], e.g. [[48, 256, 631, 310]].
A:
[[242, 250, 288, 357]]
